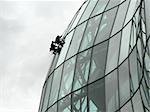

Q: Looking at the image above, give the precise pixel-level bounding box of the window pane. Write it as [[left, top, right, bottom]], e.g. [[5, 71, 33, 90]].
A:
[[48, 54, 59, 75], [105, 0, 123, 10], [39, 85, 46, 112], [121, 101, 133, 112], [132, 91, 144, 112], [119, 22, 132, 64], [49, 65, 63, 106], [42, 76, 52, 112], [91, 0, 109, 17], [47, 104, 57, 112], [105, 70, 119, 112], [105, 32, 121, 74], [89, 41, 108, 83], [78, 0, 98, 24], [111, 0, 130, 36], [72, 87, 88, 112], [124, 0, 138, 25], [129, 48, 139, 92], [72, 49, 92, 91], [119, 60, 130, 107], [88, 79, 105, 112], [79, 15, 102, 52], [59, 56, 76, 99], [69, 1, 88, 32], [58, 95, 71, 112], [94, 7, 118, 45], [56, 31, 74, 67], [66, 22, 87, 59]]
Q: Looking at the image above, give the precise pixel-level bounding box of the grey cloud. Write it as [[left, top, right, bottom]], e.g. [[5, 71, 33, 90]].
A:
[[0, 1, 82, 112], [0, 17, 25, 37], [34, 1, 82, 18]]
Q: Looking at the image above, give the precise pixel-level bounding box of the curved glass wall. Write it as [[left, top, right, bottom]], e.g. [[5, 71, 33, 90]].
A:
[[39, 0, 150, 112]]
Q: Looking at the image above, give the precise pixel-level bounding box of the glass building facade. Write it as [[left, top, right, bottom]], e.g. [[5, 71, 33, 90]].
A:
[[38, 0, 150, 112]]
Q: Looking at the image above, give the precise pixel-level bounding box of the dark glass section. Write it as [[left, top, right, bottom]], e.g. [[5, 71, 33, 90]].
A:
[[88, 79, 105, 112], [89, 41, 108, 83]]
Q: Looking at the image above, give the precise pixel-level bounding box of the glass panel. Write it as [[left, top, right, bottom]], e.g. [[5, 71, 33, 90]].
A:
[[56, 31, 74, 67], [121, 101, 133, 112], [38, 85, 46, 112], [78, 0, 98, 24], [111, 0, 130, 36], [49, 65, 63, 106], [124, 0, 138, 25], [119, 22, 132, 64], [79, 15, 102, 52], [132, 91, 144, 112], [119, 60, 130, 107], [141, 79, 149, 103], [129, 48, 139, 92], [59, 56, 76, 99], [69, 1, 88, 32], [72, 49, 92, 91], [72, 87, 88, 112], [105, 70, 119, 112], [49, 54, 59, 75], [89, 41, 108, 83], [63, 9, 79, 37], [130, 23, 136, 49], [105, 32, 121, 74], [66, 22, 87, 59], [58, 95, 71, 112], [91, 0, 109, 17], [47, 104, 57, 112], [105, 0, 124, 11], [140, 86, 150, 110], [42, 76, 52, 112], [88, 79, 105, 112], [137, 39, 143, 62], [145, 1, 150, 37], [94, 7, 118, 45], [145, 53, 150, 71]]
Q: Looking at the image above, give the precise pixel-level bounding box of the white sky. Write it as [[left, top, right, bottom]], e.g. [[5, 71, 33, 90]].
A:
[[0, 1, 84, 112]]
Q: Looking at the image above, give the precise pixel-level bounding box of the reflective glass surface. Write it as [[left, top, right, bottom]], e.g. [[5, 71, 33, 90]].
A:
[[39, 0, 150, 112]]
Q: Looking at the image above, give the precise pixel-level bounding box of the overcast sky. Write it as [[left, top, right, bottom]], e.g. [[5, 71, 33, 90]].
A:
[[0, 1, 83, 112]]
